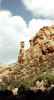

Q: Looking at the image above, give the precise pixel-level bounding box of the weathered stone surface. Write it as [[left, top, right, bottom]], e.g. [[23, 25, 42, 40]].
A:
[[0, 26, 54, 90]]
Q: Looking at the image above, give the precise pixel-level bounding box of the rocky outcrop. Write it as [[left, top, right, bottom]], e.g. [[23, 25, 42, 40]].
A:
[[0, 25, 54, 90], [24, 26, 54, 64]]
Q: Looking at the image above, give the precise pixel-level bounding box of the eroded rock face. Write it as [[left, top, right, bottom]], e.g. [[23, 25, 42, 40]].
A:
[[0, 26, 54, 90], [33, 26, 54, 55], [24, 26, 54, 65]]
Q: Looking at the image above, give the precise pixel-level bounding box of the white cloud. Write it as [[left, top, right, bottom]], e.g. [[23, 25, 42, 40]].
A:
[[0, 10, 27, 64], [0, 10, 54, 64], [22, 0, 54, 19], [28, 19, 54, 36]]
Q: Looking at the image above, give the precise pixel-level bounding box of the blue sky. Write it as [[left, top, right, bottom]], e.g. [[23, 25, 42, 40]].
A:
[[0, 0, 33, 64], [0, 0, 33, 22], [0, 0, 54, 64]]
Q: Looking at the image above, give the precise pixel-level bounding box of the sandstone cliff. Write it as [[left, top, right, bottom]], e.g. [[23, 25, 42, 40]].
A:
[[0, 25, 54, 90]]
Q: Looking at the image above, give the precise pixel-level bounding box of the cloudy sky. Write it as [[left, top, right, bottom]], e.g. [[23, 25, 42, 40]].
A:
[[0, 0, 54, 64]]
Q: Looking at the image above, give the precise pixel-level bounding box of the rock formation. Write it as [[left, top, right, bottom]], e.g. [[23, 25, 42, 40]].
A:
[[25, 26, 54, 63], [18, 41, 25, 64], [0, 25, 54, 90]]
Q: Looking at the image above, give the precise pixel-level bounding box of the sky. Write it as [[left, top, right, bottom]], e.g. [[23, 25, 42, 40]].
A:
[[0, 0, 54, 64]]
